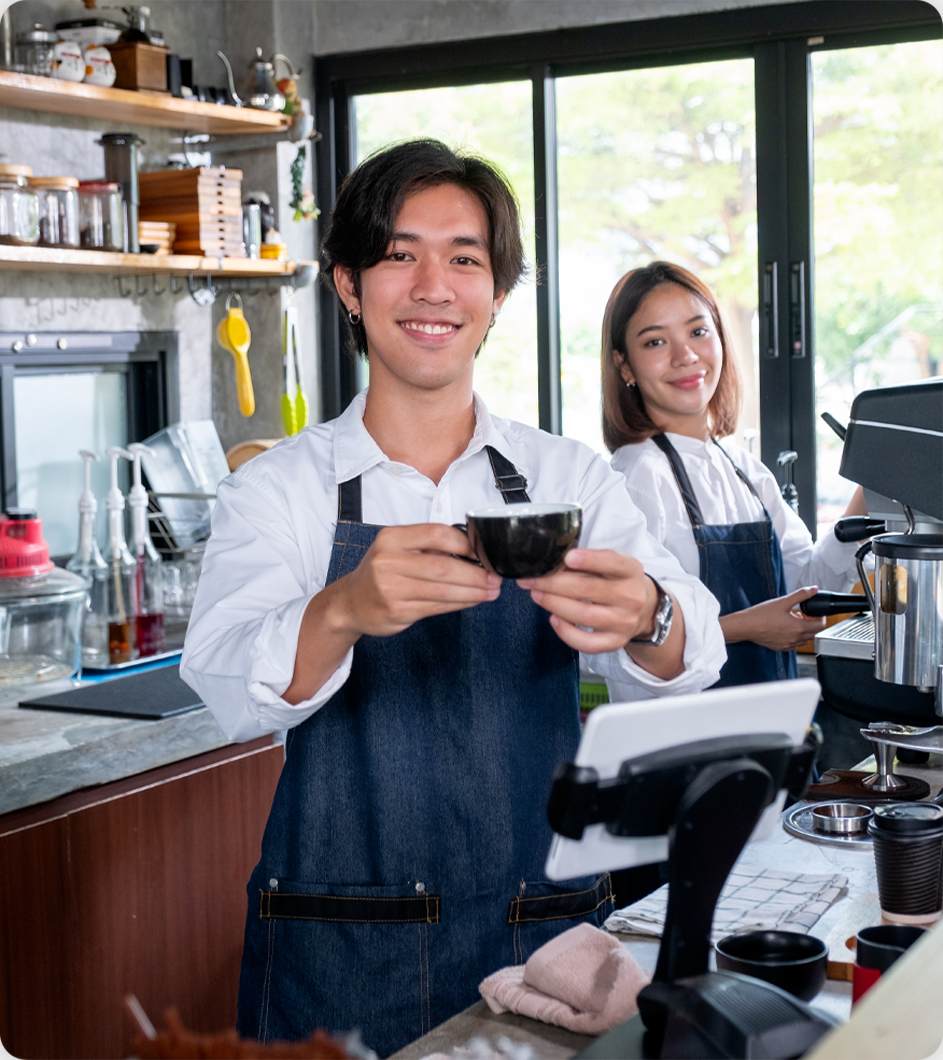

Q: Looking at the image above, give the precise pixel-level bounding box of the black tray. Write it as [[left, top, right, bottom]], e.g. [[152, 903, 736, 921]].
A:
[[18, 663, 204, 720]]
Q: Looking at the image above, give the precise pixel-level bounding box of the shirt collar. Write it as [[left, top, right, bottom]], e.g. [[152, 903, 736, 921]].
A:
[[332, 389, 519, 485]]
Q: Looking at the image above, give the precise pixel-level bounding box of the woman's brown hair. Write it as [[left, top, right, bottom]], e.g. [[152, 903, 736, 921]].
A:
[[601, 261, 742, 452]]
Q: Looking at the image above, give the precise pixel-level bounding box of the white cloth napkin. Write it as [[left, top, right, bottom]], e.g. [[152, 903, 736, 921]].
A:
[[604, 866, 848, 942]]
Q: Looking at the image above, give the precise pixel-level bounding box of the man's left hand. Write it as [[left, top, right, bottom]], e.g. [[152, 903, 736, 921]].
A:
[[517, 548, 658, 654]]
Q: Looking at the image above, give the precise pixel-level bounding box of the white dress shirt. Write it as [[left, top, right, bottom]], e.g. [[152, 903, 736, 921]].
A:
[[609, 433, 862, 592], [181, 393, 725, 742]]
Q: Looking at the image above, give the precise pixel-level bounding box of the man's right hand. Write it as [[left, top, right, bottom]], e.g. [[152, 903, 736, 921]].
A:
[[331, 523, 502, 638], [284, 524, 501, 703]]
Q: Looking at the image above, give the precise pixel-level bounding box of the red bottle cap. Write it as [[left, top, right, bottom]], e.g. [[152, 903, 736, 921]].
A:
[[0, 510, 55, 578]]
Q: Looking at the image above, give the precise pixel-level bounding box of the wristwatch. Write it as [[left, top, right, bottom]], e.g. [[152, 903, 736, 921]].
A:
[[630, 576, 673, 647]]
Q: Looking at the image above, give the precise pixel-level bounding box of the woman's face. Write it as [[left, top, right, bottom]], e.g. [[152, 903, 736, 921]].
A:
[[615, 282, 723, 439]]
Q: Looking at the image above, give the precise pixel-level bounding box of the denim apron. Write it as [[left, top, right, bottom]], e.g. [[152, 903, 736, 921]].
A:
[[651, 433, 799, 687], [237, 446, 613, 1058]]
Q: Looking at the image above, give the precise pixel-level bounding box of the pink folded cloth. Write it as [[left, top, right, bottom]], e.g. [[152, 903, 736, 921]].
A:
[[478, 922, 651, 1035]]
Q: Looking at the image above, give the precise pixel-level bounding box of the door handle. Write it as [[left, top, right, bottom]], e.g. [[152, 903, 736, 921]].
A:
[[789, 260, 806, 358], [762, 261, 778, 359]]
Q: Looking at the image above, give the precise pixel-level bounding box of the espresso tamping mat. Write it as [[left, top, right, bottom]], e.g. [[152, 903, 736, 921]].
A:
[[18, 663, 203, 720]]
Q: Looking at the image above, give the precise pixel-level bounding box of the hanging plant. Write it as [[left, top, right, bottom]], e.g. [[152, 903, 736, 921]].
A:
[[289, 145, 319, 222]]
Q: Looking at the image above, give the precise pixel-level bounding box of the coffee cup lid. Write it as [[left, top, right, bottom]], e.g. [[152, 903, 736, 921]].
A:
[[870, 803, 943, 834]]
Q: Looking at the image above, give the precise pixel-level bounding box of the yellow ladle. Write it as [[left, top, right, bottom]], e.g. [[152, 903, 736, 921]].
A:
[[216, 293, 255, 417]]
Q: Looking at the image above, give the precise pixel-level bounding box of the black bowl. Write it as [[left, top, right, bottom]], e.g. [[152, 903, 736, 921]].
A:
[[715, 930, 829, 1001], [465, 502, 581, 579]]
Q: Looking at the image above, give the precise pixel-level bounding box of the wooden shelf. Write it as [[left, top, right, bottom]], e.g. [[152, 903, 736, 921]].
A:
[[0, 244, 318, 279], [0, 69, 292, 136]]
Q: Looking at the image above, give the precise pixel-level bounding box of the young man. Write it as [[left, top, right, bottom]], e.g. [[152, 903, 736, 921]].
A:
[[182, 139, 724, 1057]]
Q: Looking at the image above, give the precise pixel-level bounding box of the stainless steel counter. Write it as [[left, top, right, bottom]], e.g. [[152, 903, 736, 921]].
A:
[[0, 673, 230, 815]]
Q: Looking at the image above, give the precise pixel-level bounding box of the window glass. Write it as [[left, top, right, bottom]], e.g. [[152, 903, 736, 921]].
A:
[[353, 82, 538, 424], [556, 60, 758, 456], [14, 371, 128, 557], [812, 40, 943, 533]]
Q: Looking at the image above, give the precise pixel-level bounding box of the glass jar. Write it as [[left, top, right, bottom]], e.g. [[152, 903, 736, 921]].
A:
[[30, 176, 80, 249], [14, 24, 57, 77], [0, 165, 40, 247], [0, 510, 86, 687], [78, 181, 124, 252]]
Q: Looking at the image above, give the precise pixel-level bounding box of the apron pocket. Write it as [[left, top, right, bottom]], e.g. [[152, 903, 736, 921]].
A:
[[245, 879, 440, 1053], [506, 873, 613, 924], [260, 885, 440, 923]]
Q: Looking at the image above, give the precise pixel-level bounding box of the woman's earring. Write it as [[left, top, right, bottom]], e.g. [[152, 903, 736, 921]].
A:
[[489, 315, 496, 329], [348, 309, 362, 325], [626, 380, 636, 389]]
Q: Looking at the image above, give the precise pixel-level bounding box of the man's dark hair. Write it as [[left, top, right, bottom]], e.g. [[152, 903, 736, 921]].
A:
[[320, 138, 526, 357]]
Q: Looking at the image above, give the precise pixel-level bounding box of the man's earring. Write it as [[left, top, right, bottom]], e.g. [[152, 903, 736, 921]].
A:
[[348, 309, 362, 325], [626, 380, 636, 389]]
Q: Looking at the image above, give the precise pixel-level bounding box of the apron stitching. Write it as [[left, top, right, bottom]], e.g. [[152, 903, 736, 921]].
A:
[[260, 916, 275, 1044]]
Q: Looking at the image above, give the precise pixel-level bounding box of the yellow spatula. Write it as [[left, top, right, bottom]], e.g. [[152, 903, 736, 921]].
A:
[[216, 293, 255, 417]]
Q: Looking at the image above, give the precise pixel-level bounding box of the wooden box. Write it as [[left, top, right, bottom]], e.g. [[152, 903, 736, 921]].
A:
[[108, 40, 170, 93]]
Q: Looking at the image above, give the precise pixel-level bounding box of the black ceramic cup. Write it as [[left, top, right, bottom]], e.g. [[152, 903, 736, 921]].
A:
[[463, 502, 582, 579], [714, 930, 829, 1001], [868, 803, 943, 924]]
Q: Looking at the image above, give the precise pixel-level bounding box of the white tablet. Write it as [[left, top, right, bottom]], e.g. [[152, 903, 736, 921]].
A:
[[544, 679, 821, 881]]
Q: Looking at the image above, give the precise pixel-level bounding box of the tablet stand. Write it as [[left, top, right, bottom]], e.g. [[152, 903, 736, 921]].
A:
[[548, 729, 836, 1059]]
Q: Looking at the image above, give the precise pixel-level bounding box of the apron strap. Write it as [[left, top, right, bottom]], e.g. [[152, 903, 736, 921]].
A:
[[337, 475, 363, 523], [335, 447, 530, 523], [711, 439, 774, 522], [485, 445, 531, 503], [651, 433, 706, 528]]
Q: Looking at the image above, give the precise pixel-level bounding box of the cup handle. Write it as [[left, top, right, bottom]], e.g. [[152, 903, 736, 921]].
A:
[[450, 523, 483, 566]]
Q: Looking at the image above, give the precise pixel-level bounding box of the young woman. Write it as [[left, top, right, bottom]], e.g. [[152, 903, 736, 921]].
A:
[[601, 261, 866, 692]]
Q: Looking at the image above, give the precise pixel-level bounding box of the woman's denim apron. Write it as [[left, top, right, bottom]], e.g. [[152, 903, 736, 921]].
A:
[[237, 447, 613, 1058], [652, 433, 799, 687]]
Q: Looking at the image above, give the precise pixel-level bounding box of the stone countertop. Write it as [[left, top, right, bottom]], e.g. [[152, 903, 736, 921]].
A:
[[0, 675, 230, 817]]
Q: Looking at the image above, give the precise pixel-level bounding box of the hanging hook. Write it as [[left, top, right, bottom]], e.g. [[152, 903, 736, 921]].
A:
[[152, 274, 166, 296], [135, 274, 149, 298], [116, 276, 132, 299], [169, 273, 180, 295], [188, 273, 217, 306]]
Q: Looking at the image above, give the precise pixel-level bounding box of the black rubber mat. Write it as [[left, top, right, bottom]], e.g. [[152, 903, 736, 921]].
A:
[[19, 663, 204, 720]]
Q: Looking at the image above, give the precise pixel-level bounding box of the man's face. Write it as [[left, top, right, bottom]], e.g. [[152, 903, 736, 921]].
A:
[[335, 182, 506, 397]]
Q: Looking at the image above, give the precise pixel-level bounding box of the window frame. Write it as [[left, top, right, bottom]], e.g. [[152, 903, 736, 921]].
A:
[[314, 0, 941, 530]]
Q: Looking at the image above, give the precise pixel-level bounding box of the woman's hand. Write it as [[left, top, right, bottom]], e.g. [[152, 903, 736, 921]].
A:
[[720, 586, 826, 652], [517, 548, 686, 679]]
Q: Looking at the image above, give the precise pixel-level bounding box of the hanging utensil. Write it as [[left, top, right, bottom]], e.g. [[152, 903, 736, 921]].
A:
[[216, 293, 255, 417], [281, 304, 308, 435]]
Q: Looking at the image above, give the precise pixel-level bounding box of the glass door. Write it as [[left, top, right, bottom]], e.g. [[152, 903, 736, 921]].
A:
[[555, 59, 758, 455], [811, 39, 943, 533]]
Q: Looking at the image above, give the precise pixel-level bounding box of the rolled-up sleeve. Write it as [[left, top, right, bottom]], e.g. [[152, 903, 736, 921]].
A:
[[181, 469, 348, 742]]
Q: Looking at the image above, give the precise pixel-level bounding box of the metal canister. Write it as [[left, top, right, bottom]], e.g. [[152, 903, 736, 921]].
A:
[[864, 534, 943, 690]]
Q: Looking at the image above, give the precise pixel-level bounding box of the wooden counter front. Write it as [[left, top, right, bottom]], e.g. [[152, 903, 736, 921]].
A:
[[0, 737, 283, 1059]]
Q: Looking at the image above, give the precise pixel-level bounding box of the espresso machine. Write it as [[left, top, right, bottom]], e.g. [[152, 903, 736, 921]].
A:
[[807, 378, 943, 795]]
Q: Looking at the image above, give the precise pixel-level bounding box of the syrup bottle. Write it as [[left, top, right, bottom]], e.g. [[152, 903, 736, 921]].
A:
[[102, 446, 137, 665], [66, 449, 109, 668], [127, 442, 165, 657]]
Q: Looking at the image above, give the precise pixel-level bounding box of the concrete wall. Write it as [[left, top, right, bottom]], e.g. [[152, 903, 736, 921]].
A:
[[311, 0, 806, 54]]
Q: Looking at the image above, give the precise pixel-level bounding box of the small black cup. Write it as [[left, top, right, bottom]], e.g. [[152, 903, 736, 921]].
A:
[[714, 930, 829, 1001], [868, 803, 943, 923], [464, 502, 581, 579]]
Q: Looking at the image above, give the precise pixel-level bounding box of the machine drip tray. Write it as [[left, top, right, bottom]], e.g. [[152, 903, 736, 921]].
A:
[[807, 769, 930, 803]]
